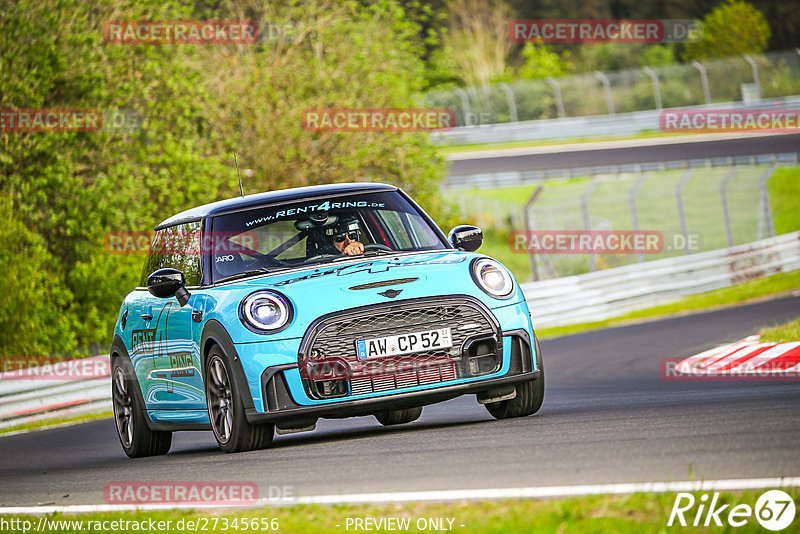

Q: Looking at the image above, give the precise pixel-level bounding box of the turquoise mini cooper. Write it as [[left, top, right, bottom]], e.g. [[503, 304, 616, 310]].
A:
[[111, 183, 544, 457]]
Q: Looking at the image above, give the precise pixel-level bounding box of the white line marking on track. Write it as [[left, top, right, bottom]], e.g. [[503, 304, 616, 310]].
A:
[[2, 477, 800, 514]]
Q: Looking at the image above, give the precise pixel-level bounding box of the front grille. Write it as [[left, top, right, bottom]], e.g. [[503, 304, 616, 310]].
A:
[[298, 296, 499, 399]]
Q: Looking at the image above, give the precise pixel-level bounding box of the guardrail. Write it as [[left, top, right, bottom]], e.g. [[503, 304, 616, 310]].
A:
[[522, 231, 800, 329], [433, 95, 800, 146], [0, 356, 111, 430]]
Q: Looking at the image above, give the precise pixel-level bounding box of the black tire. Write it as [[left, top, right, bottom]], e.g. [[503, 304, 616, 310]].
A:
[[112, 358, 172, 458], [374, 406, 423, 426], [485, 335, 545, 420], [205, 347, 274, 453]]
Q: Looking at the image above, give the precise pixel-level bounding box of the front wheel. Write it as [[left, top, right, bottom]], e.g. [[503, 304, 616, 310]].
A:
[[374, 406, 423, 426], [205, 347, 274, 453], [485, 336, 545, 419], [112, 358, 172, 458]]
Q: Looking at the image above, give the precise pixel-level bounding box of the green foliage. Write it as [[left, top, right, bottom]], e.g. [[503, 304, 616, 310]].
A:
[[639, 44, 677, 66], [517, 43, 566, 80], [429, 0, 515, 87], [565, 43, 651, 73], [682, 0, 771, 61], [0, 199, 77, 357]]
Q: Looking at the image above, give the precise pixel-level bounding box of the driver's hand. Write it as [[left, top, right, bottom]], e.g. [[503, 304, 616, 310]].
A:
[[343, 241, 364, 255]]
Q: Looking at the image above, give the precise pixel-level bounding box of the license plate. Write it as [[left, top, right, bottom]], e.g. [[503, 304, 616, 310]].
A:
[[355, 327, 452, 360]]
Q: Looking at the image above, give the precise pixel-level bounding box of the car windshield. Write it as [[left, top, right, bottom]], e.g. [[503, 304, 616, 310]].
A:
[[208, 191, 448, 282]]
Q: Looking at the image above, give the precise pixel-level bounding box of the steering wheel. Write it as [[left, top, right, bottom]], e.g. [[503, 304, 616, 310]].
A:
[[364, 244, 392, 252]]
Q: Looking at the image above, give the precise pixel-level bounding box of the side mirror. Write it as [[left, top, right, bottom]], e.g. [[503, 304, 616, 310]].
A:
[[147, 268, 190, 307], [448, 225, 483, 252]]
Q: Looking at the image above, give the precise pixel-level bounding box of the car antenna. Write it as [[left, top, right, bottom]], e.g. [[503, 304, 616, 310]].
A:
[[234, 152, 244, 198]]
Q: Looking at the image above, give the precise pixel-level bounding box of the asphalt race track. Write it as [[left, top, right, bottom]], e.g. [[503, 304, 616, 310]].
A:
[[447, 133, 800, 175], [1, 295, 799, 507]]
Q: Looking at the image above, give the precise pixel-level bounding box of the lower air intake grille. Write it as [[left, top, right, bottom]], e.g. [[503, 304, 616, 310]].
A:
[[298, 296, 499, 399]]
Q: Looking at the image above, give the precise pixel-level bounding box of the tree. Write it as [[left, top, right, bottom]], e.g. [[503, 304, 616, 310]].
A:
[[682, 0, 770, 61], [432, 0, 516, 87], [0, 0, 451, 353], [516, 43, 566, 80]]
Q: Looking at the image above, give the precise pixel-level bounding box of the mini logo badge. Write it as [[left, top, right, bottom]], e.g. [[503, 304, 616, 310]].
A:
[[378, 289, 402, 299]]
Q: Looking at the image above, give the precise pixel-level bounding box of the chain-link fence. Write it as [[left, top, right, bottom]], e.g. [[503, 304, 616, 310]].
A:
[[449, 154, 798, 280], [426, 51, 800, 126]]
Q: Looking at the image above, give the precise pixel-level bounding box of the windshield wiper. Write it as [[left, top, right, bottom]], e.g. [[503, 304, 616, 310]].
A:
[[215, 267, 285, 284]]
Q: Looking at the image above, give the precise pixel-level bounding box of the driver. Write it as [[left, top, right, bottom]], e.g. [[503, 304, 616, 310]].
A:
[[325, 217, 364, 256]]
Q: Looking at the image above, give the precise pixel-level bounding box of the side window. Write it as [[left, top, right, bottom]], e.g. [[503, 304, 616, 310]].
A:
[[406, 215, 442, 248], [375, 210, 439, 250], [139, 221, 202, 287], [377, 211, 413, 249]]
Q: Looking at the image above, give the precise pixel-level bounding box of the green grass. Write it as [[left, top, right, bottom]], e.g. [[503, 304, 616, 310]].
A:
[[6, 490, 797, 532], [761, 316, 800, 343], [769, 167, 800, 235], [0, 410, 113, 436], [437, 129, 707, 155], [536, 269, 800, 339]]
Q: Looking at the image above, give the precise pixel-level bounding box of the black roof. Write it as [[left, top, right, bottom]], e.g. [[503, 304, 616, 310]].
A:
[[155, 182, 398, 230]]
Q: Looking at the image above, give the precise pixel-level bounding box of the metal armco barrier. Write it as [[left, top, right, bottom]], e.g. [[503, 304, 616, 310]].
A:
[[522, 231, 800, 329], [1, 232, 799, 429], [434, 96, 800, 146], [0, 356, 111, 430]]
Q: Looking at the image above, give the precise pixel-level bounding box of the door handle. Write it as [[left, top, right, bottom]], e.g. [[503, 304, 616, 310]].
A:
[[140, 313, 153, 321]]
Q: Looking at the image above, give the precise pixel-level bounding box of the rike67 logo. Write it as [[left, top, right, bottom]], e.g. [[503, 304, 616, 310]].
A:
[[669, 490, 796, 530]]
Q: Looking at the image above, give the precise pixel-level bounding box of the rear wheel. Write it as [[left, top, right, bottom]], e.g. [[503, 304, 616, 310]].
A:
[[374, 406, 423, 426], [112, 358, 172, 458], [485, 336, 545, 419], [205, 347, 273, 453]]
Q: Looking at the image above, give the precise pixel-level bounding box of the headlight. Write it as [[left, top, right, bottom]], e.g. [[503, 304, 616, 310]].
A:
[[239, 290, 293, 333], [471, 258, 514, 299]]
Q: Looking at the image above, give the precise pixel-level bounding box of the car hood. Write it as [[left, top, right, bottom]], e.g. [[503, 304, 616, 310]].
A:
[[202, 250, 525, 343]]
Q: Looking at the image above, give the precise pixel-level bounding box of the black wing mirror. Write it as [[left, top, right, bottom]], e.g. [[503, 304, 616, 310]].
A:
[[147, 268, 190, 306], [448, 225, 483, 252]]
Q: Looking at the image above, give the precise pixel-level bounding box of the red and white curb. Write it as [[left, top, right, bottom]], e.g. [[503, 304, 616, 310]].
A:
[[667, 335, 800, 379]]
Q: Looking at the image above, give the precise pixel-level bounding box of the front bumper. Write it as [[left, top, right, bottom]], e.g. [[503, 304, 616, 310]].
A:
[[246, 368, 540, 425], [245, 325, 538, 425], [233, 298, 537, 422]]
